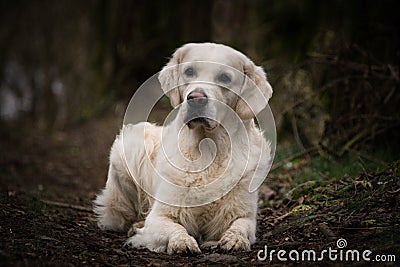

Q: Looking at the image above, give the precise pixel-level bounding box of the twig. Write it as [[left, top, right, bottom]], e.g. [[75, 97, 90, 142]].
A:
[[271, 146, 319, 171], [387, 64, 399, 82], [388, 188, 400, 194], [41, 200, 92, 212], [338, 128, 369, 156], [308, 52, 391, 75], [290, 112, 306, 152], [339, 226, 391, 230], [274, 212, 292, 223], [346, 148, 386, 166]]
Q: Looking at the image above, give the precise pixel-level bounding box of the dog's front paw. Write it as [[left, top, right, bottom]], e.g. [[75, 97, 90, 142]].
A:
[[125, 232, 167, 253], [218, 230, 251, 251], [167, 233, 201, 254]]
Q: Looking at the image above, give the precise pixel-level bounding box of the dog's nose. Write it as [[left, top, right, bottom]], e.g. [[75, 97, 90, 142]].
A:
[[187, 89, 208, 105]]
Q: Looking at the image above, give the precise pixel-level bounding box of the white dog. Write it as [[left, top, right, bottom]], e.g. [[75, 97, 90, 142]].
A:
[[94, 43, 273, 254]]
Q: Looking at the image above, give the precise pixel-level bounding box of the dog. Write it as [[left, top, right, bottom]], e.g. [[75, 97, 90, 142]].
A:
[[94, 43, 273, 254]]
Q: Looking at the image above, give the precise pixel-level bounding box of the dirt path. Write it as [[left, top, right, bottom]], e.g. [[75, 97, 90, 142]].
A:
[[0, 110, 399, 266]]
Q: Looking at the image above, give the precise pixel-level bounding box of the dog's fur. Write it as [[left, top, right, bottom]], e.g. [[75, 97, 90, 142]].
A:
[[94, 43, 273, 254]]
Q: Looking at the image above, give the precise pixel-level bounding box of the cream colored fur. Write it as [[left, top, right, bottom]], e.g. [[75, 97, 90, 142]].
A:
[[94, 43, 273, 254]]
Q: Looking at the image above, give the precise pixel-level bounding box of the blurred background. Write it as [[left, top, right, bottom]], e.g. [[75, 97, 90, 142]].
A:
[[1, 2, 399, 264], [1, 0, 399, 173]]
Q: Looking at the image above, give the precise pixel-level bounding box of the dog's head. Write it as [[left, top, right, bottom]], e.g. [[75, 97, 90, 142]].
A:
[[158, 43, 273, 130]]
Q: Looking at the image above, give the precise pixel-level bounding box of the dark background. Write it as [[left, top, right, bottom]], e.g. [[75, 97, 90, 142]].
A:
[[1, 0, 399, 157]]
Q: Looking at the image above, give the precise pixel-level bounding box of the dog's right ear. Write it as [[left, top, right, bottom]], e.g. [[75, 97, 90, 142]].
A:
[[158, 46, 187, 108]]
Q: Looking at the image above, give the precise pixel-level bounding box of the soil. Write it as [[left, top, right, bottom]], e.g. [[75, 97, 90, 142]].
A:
[[0, 109, 399, 266]]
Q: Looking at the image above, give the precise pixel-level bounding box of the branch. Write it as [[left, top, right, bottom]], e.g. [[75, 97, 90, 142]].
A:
[[41, 200, 92, 212], [271, 146, 319, 171]]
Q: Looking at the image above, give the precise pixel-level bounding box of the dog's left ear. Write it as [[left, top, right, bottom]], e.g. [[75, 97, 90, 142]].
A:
[[235, 59, 273, 120], [158, 46, 188, 108]]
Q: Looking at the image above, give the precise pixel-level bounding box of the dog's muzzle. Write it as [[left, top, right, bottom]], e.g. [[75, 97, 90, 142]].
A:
[[184, 88, 217, 130]]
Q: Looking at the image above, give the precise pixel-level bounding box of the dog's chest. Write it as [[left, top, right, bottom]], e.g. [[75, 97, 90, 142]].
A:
[[179, 189, 242, 241], [160, 144, 230, 187], [183, 157, 228, 187], [191, 201, 219, 225]]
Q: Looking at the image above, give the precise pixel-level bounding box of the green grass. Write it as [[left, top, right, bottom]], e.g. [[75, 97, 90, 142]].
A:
[[268, 140, 397, 216], [272, 140, 389, 186]]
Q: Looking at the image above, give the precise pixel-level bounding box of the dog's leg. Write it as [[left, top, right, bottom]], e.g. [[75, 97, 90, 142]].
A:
[[218, 217, 256, 251], [164, 222, 201, 254], [126, 210, 201, 254]]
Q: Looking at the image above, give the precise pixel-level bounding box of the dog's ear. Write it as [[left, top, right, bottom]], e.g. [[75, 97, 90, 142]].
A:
[[235, 59, 273, 120], [158, 46, 187, 108]]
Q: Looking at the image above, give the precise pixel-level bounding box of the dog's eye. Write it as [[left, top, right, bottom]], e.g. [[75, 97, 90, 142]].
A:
[[184, 67, 195, 77], [218, 73, 231, 83]]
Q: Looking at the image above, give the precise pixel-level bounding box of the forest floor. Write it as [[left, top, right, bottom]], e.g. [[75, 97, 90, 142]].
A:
[[0, 108, 399, 266]]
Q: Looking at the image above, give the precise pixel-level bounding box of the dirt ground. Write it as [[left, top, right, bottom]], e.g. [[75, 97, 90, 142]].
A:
[[0, 109, 399, 266]]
